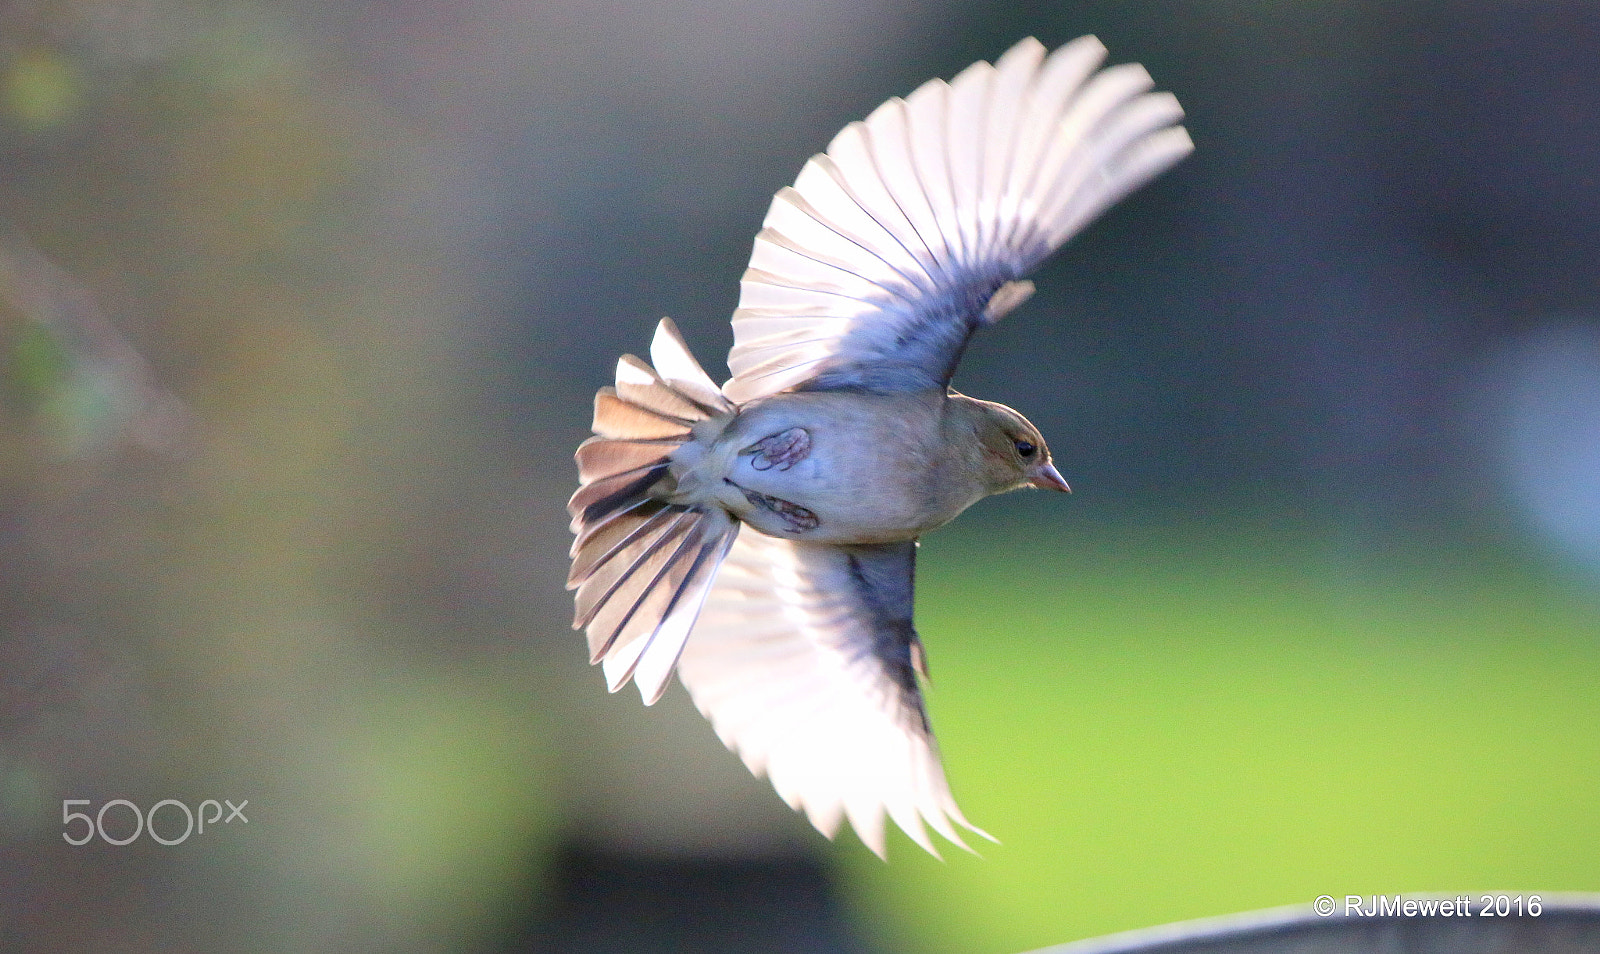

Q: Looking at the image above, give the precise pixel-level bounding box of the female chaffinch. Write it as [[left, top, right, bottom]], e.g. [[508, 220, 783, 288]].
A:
[[568, 35, 1190, 857]]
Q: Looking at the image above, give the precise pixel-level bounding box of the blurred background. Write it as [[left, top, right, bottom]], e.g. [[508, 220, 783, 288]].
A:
[[3, 0, 1598, 952]]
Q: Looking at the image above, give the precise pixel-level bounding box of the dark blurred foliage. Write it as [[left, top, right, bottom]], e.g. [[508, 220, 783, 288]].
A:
[[2, 0, 1597, 951]]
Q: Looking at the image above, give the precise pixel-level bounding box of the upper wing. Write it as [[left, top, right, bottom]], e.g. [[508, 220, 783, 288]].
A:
[[723, 35, 1192, 403], [673, 532, 988, 857]]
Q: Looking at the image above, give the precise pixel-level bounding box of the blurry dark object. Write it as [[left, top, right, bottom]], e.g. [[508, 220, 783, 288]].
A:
[[508, 844, 875, 954]]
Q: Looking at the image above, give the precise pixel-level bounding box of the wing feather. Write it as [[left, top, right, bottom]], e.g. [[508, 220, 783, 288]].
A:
[[723, 36, 1190, 404], [944, 60, 992, 260], [903, 78, 965, 268], [812, 145, 941, 293], [786, 163, 924, 296], [978, 38, 1045, 251], [861, 99, 952, 275], [747, 228, 902, 302], [997, 36, 1108, 252], [675, 533, 990, 857]]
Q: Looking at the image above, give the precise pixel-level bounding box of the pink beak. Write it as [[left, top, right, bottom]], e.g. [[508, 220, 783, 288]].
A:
[[1030, 463, 1071, 493]]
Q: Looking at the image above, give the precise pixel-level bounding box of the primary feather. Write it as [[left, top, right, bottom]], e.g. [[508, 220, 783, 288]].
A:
[[722, 35, 1192, 403]]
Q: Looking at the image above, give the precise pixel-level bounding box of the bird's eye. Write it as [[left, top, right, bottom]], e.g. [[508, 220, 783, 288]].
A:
[[1014, 439, 1037, 458]]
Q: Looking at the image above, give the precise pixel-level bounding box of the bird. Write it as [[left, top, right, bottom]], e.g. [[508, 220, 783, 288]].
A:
[[567, 35, 1190, 858]]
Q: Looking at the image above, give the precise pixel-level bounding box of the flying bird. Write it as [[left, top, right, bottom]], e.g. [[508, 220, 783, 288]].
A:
[[567, 35, 1191, 857]]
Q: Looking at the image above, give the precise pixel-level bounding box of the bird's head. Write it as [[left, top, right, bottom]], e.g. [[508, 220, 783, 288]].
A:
[[958, 396, 1071, 495]]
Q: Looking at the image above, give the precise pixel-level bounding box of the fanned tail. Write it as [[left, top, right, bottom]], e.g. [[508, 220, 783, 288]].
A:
[[567, 318, 740, 704]]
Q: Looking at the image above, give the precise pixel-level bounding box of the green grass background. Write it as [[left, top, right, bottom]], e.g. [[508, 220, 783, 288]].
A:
[[837, 516, 1600, 954]]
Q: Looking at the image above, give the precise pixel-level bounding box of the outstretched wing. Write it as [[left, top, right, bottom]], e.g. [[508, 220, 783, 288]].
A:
[[673, 532, 989, 857], [723, 35, 1191, 403]]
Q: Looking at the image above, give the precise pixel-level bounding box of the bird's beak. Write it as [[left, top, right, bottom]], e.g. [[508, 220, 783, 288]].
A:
[[1030, 462, 1071, 493]]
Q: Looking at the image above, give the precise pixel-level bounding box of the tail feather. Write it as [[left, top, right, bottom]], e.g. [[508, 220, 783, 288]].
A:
[[607, 520, 739, 704], [592, 390, 691, 439], [570, 494, 656, 557], [615, 354, 714, 421], [578, 511, 700, 663], [575, 437, 681, 483], [568, 500, 679, 590], [566, 462, 670, 535], [567, 318, 739, 704], [573, 507, 695, 632], [650, 317, 732, 412]]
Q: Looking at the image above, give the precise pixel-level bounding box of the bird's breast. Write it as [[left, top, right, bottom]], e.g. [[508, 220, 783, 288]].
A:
[[688, 392, 985, 545]]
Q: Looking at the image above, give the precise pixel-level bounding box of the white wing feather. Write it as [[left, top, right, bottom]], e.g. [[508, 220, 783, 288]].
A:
[[674, 532, 989, 857], [723, 35, 1191, 404]]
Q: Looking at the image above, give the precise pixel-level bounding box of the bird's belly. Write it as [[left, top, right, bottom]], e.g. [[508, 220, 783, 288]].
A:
[[723, 420, 966, 545]]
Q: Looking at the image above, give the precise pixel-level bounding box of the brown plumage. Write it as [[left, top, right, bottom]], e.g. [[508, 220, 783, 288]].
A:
[[567, 319, 739, 702]]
